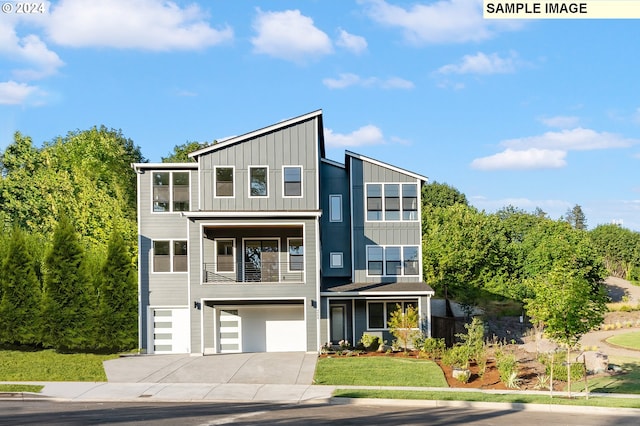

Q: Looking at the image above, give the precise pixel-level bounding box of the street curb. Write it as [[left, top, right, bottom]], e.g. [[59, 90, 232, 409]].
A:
[[329, 397, 640, 416]]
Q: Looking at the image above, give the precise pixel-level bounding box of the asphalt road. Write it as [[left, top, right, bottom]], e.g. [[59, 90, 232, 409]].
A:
[[1, 401, 638, 426]]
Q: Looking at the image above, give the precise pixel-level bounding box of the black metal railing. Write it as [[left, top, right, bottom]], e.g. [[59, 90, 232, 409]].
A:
[[203, 262, 304, 283]]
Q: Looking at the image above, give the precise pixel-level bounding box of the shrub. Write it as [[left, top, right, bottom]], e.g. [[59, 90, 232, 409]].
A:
[[540, 353, 587, 382], [545, 362, 586, 382], [359, 334, 381, 352], [420, 337, 446, 360], [495, 351, 518, 385], [442, 345, 470, 369]]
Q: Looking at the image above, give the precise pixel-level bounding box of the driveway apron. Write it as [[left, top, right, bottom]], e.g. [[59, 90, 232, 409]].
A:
[[103, 352, 317, 385]]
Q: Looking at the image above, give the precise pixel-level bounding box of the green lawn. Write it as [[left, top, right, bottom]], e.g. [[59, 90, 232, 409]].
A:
[[0, 384, 44, 393], [607, 332, 640, 351], [0, 349, 118, 381], [333, 389, 640, 409], [314, 356, 447, 387], [573, 356, 640, 394]]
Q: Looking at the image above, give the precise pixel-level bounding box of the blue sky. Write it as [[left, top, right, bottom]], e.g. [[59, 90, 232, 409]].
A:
[[1, 0, 639, 230]]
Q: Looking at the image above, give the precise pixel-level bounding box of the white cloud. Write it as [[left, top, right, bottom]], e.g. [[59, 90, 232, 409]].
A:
[[470, 148, 567, 170], [45, 0, 233, 50], [323, 73, 414, 90], [471, 127, 639, 171], [336, 29, 367, 54], [251, 9, 332, 62], [437, 52, 517, 75], [0, 21, 64, 80], [360, 0, 522, 44], [325, 125, 385, 147], [0, 81, 40, 105], [501, 128, 637, 151], [539, 116, 580, 129]]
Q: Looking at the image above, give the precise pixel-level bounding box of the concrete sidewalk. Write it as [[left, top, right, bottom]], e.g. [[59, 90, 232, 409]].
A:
[[4, 381, 335, 403], [4, 382, 640, 417]]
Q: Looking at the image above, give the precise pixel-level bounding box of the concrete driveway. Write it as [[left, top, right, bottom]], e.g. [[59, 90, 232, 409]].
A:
[[103, 352, 318, 385]]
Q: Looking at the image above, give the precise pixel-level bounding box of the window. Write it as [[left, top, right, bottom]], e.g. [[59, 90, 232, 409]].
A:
[[173, 241, 187, 272], [385, 184, 400, 220], [330, 252, 343, 268], [367, 301, 419, 330], [368, 302, 385, 329], [172, 172, 189, 211], [367, 246, 383, 276], [366, 184, 383, 221], [403, 246, 419, 275], [216, 240, 234, 272], [215, 167, 234, 197], [329, 194, 342, 222], [153, 171, 190, 212], [385, 246, 402, 276], [366, 245, 420, 276], [366, 183, 418, 221], [153, 240, 187, 273], [249, 166, 268, 197], [288, 238, 304, 271], [283, 166, 302, 197]]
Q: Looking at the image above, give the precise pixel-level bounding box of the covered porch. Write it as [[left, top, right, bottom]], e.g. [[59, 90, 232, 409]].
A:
[[201, 224, 305, 284], [321, 281, 434, 348]]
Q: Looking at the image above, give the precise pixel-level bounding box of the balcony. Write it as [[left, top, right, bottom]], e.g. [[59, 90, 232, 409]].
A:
[[203, 261, 304, 283]]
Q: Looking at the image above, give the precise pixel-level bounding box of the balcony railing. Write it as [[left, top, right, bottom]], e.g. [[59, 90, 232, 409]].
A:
[[203, 262, 304, 283]]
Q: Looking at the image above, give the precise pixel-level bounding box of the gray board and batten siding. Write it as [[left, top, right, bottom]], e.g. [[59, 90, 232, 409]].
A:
[[197, 117, 319, 212], [348, 154, 426, 284]]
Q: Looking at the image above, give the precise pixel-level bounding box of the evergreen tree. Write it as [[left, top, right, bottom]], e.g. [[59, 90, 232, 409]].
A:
[[95, 228, 138, 352], [564, 204, 587, 230], [0, 227, 41, 345], [41, 214, 95, 351]]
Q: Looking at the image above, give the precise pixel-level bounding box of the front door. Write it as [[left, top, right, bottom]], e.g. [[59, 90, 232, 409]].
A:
[[330, 305, 346, 343], [244, 239, 279, 282]]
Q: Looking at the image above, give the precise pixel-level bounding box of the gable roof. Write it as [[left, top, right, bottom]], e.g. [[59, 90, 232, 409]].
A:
[[188, 109, 324, 159], [345, 150, 428, 182]]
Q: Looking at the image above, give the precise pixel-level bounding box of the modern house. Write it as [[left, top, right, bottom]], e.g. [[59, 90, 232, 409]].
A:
[[133, 110, 434, 354]]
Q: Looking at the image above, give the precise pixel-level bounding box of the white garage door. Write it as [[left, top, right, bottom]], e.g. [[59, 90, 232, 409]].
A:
[[221, 305, 306, 353], [150, 308, 189, 354]]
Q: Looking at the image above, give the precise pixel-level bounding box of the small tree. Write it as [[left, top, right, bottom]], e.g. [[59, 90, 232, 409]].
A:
[[95, 228, 138, 352], [525, 267, 607, 397], [388, 304, 420, 353], [0, 227, 41, 345], [41, 214, 95, 352]]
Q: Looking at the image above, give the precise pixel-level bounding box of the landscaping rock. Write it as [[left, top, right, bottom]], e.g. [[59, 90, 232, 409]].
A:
[[578, 351, 609, 374]]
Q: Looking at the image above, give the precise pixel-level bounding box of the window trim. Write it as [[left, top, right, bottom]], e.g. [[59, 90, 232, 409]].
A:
[[365, 244, 420, 277], [329, 194, 343, 222], [287, 237, 304, 273], [152, 171, 191, 213], [152, 239, 188, 274], [282, 165, 303, 198], [366, 300, 420, 331], [248, 165, 269, 198], [214, 166, 235, 198], [214, 239, 235, 273], [330, 252, 343, 268], [364, 182, 419, 222]]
